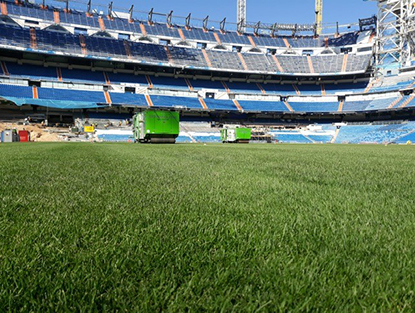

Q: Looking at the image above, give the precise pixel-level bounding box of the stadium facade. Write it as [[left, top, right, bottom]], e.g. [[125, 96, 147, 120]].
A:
[[1, 0, 415, 144]]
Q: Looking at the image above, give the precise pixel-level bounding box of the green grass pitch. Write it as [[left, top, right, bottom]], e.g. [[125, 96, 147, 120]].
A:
[[1, 143, 415, 311]]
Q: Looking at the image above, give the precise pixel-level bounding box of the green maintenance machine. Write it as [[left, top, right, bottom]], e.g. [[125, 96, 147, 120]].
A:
[[133, 110, 180, 143], [221, 127, 252, 143]]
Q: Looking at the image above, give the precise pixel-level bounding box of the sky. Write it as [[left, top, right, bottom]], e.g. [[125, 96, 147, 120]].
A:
[[105, 0, 378, 26]]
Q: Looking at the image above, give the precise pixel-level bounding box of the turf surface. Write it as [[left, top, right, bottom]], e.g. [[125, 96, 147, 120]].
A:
[[1, 143, 415, 311]]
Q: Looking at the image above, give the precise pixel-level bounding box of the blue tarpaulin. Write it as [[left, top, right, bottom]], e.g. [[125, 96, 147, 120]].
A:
[[2, 97, 106, 109]]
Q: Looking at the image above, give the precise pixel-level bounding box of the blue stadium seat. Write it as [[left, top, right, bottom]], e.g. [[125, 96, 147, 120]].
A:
[[342, 100, 370, 112], [307, 135, 332, 143], [190, 80, 225, 90], [289, 102, 339, 113], [325, 82, 367, 94], [109, 93, 147, 106], [335, 123, 415, 144], [297, 84, 322, 95], [272, 132, 313, 143], [0, 83, 33, 98], [61, 68, 105, 83], [151, 95, 203, 110], [261, 83, 297, 96], [226, 82, 261, 94], [204, 98, 237, 111], [108, 73, 148, 85], [6, 62, 58, 81], [151, 76, 189, 90], [37, 87, 106, 103], [4, 1, 360, 51], [238, 100, 289, 112], [0, 23, 372, 75]]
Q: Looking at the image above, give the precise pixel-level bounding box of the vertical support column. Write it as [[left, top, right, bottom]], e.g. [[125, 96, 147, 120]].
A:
[[30, 28, 37, 49], [139, 23, 147, 37], [98, 17, 106, 31], [79, 35, 87, 55], [103, 72, 111, 85], [0, 61, 9, 76], [1, 2, 8, 15], [53, 11, 60, 24], [321, 83, 326, 96], [145, 75, 153, 88], [338, 100, 344, 112], [32, 85, 38, 99], [123, 40, 132, 59], [56, 67, 63, 82]]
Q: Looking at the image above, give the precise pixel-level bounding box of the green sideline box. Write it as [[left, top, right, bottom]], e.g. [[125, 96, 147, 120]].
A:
[[221, 127, 252, 143], [133, 110, 180, 143]]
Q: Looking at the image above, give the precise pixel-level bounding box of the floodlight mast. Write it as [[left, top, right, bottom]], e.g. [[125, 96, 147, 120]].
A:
[[237, 0, 246, 33]]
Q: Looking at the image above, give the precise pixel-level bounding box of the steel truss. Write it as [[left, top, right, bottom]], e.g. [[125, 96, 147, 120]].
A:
[[375, 0, 415, 69], [237, 0, 246, 33]]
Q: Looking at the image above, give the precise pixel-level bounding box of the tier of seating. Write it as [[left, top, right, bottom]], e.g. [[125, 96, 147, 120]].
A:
[[1, 82, 414, 113], [267, 122, 415, 144], [335, 122, 415, 144], [4, 0, 360, 49], [2, 61, 399, 97], [0, 23, 372, 75], [271, 132, 314, 143], [94, 121, 415, 144], [270, 128, 336, 143]]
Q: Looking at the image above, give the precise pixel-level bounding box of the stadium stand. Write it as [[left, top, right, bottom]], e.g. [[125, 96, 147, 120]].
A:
[[5, 63, 58, 81], [150, 95, 204, 110], [150, 76, 189, 91], [1, 0, 415, 145], [108, 93, 147, 106], [334, 122, 415, 144], [288, 101, 339, 113], [93, 121, 415, 144], [271, 131, 314, 144], [0, 23, 372, 75], [238, 100, 289, 112], [2, 0, 360, 50]]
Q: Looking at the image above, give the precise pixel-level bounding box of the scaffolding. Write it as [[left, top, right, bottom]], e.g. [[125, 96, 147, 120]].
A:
[[375, 0, 415, 70]]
